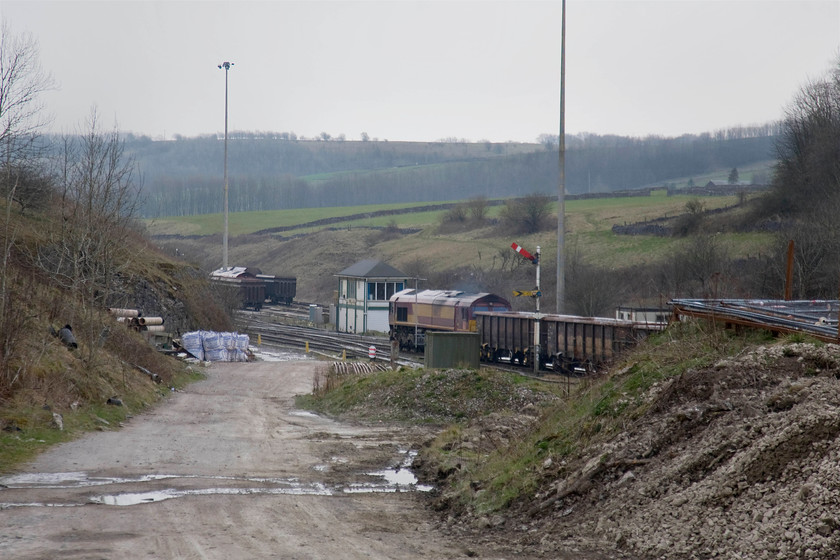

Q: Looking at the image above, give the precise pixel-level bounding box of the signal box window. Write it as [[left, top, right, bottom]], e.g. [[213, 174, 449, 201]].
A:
[[368, 281, 407, 301]]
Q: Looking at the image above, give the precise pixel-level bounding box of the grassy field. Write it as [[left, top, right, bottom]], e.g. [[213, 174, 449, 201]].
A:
[[146, 191, 744, 237], [145, 201, 458, 236], [146, 190, 774, 306]]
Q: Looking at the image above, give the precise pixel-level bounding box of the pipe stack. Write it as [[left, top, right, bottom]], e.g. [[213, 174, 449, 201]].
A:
[[108, 308, 166, 333]]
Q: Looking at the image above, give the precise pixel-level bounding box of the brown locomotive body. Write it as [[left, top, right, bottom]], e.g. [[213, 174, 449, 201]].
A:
[[388, 289, 512, 351]]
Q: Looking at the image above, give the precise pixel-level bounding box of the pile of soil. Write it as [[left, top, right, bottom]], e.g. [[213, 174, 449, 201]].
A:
[[438, 342, 840, 559]]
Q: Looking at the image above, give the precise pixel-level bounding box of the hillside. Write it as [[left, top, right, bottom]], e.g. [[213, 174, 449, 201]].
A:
[[147, 190, 774, 315], [116, 128, 777, 218], [0, 195, 231, 471]]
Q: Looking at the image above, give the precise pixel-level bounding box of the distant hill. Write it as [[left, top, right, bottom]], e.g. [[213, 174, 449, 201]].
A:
[[113, 125, 779, 217]]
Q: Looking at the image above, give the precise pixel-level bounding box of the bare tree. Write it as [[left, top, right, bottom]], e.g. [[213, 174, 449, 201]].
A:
[[773, 205, 840, 298], [0, 24, 53, 389], [658, 235, 731, 299], [38, 109, 142, 364], [673, 198, 706, 237], [0, 23, 54, 166], [754, 56, 840, 297], [466, 196, 490, 222], [764, 57, 840, 216], [1, 163, 51, 213], [565, 245, 625, 316]]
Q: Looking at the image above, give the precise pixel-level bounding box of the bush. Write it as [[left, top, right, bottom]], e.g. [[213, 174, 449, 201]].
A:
[[498, 194, 553, 234]]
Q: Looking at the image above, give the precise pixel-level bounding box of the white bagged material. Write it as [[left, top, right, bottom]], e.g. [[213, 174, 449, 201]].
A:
[[202, 331, 222, 350], [219, 333, 236, 352], [180, 331, 250, 362], [204, 347, 228, 362], [181, 331, 204, 361]]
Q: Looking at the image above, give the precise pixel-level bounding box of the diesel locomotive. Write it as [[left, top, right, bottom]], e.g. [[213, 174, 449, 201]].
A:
[[388, 289, 512, 351]]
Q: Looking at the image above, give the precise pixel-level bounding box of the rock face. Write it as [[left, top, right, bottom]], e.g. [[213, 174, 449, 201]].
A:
[[526, 342, 840, 559]]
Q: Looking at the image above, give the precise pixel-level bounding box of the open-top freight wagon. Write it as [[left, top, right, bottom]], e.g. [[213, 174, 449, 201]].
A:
[[475, 311, 664, 373], [256, 274, 297, 305], [210, 267, 297, 310], [389, 288, 665, 374]]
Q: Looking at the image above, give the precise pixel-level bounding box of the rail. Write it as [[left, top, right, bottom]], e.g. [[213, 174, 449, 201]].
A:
[[669, 299, 840, 342]]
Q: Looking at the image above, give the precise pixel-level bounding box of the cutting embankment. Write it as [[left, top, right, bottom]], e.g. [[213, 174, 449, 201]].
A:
[[309, 322, 840, 559]]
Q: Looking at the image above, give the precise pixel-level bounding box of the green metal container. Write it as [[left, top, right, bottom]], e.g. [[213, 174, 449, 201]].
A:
[[424, 332, 480, 369]]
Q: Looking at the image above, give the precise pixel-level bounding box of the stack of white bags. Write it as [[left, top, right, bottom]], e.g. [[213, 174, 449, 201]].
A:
[[181, 331, 250, 362]]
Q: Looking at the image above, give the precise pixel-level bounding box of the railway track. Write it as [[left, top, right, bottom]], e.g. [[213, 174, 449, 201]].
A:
[[235, 309, 399, 362], [238, 313, 572, 380], [234, 305, 582, 380]]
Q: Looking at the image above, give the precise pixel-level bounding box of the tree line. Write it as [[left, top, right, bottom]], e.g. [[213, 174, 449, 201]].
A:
[[118, 129, 777, 218]]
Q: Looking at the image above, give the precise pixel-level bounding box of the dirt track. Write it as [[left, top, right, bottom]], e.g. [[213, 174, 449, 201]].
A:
[[0, 360, 494, 559]]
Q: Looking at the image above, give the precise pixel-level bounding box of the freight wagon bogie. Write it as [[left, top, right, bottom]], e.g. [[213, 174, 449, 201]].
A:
[[391, 324, 426, 352]]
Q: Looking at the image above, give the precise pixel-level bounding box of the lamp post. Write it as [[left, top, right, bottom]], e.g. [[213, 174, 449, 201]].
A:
[[556, 0, 566, 313], [218, 61, 234, 270]]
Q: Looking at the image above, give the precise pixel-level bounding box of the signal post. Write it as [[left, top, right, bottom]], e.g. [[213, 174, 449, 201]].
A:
[[511, 243, 542, 375]]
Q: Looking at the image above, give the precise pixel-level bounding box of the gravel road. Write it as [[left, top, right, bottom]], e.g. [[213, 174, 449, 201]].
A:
[[0, 360, 482, 559]]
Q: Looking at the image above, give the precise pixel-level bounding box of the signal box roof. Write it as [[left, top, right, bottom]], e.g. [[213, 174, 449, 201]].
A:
[[337, 259, 407, 279]]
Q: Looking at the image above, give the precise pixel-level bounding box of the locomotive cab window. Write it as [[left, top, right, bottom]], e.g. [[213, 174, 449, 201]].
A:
[[396, 306, 408, 322]]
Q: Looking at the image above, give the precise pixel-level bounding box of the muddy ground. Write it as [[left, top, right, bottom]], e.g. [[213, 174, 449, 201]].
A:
[[1, 358, 608, 559], [0, 360, 489, 559]]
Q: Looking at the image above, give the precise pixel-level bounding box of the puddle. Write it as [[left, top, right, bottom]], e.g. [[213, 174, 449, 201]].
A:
[[89, 482, 334, 506], [92, 489, 180, 506], [0, 452, 433, 507], [252, 348, 312, 362], [0, 472, 182, 489], [288, 410, 321, 419], [365, 450, 433, 492], [371, 467, 424, 487]]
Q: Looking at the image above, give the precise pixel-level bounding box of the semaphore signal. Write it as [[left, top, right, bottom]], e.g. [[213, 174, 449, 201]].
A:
[[511, 242, 538, 264]]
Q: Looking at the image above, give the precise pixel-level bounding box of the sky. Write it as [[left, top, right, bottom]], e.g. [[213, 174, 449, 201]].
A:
[[2, 0, 839, 143]]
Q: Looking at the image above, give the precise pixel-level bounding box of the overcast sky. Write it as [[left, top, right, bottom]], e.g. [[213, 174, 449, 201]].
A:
[[2, 0, 839, 143]]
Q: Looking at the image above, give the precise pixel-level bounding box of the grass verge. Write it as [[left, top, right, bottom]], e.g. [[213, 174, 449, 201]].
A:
[[295, 365, 560, 425]]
